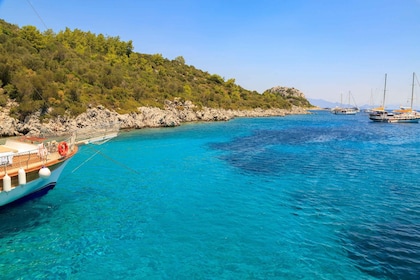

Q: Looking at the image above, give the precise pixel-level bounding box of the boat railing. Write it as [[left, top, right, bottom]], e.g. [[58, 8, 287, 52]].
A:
[[74, 122, 120, 144], [0, 132, 76, 176]]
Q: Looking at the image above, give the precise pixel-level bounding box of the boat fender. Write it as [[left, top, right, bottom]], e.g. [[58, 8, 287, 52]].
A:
[[58, 141, 69, 157], [3, 173, 11, 192], [39, 166, 51, 178], [18, 168, 27, 185]]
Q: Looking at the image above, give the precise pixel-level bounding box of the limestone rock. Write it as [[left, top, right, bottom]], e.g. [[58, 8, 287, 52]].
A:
[[268, 86, 306, 99], [0, 98, 309, 137]]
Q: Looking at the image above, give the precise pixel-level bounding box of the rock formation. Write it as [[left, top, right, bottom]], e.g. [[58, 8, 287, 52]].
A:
[[0, 99, 309, 137], [267, 86, 306, 99]]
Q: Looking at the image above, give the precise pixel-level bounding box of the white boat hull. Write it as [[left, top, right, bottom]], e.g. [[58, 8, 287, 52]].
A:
[[331, 107, 359, 115], [0, 156, 70, 207], [386, 117, 418, 123], [369, 112, 418, 123]]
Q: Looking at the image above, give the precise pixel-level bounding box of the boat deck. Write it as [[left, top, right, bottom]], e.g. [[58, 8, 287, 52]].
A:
[[0, 152, 62, 177], [1, 138, 77, 191]]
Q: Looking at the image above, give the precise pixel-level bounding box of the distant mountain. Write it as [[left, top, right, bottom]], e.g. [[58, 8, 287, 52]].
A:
[[308, 98, 344, 108], [308, 98, 392, 109]]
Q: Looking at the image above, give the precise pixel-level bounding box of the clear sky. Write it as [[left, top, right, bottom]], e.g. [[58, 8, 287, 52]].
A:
[[1, 0, 420, 107]]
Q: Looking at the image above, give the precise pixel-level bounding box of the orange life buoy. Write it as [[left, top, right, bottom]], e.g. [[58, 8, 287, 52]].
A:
[[58, 141, 69, 157]]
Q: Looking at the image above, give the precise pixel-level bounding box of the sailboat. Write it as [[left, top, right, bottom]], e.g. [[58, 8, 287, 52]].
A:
[[331, 92, 359, 115], [391, 72, 419, 121], [369, 74, 393, 121], [369, 73, 418, 123], [388, 72, 418, 123], [364, 90, 375, 113]]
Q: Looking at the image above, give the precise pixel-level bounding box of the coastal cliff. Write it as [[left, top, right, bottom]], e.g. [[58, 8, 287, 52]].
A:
[[0, 99, 308, 136]]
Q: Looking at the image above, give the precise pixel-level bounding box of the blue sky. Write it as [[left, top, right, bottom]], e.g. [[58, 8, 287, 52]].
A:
[[1, 0, 420, 107]]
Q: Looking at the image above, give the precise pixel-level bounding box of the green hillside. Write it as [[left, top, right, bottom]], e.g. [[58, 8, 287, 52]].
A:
[[0, 19, 310, 121]]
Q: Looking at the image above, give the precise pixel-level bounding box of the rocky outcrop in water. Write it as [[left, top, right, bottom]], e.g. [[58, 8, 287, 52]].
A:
[[0, 99, 309, 136]]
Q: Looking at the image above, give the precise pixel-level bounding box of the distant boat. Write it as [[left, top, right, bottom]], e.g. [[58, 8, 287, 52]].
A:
[[331, 92, 359, 115], [369, 73, 418, 123], [364, 90, 376, 113], [331, 106, 359, 115], [0, 132, 78, 207]]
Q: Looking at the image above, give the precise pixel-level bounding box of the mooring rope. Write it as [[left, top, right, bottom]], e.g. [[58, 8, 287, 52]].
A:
[[71, 144, 141, 175], [71, 149, 100, 173]]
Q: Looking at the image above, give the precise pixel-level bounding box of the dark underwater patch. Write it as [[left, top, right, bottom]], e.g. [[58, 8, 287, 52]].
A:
[[342, 223, 420, 279], [208, 126, 357, 175]]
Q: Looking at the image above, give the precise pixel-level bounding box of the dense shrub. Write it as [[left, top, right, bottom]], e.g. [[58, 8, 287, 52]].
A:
[[0, 19, 308, 120]]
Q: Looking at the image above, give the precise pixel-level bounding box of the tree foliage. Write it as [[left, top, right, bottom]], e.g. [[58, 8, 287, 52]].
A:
[[0, 19, 306, 120]]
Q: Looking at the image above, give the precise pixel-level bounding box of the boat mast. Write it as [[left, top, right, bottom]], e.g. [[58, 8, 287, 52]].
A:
[[411, 72, 415, 109], [382, 73, 387, 109], [348, 91, 350, 108]]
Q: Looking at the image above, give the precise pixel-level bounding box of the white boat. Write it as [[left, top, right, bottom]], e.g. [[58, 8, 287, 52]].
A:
[[369, 73, 418, 123], [0, 133, 78, 207], [331, 92, 359, 115], [386, 113, 418, 123], [368, 106, 395, 122], [331, 106, 359, 115]]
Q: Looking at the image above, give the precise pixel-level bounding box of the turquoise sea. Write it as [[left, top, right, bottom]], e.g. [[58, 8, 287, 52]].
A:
[[1, 111, 419, 279]]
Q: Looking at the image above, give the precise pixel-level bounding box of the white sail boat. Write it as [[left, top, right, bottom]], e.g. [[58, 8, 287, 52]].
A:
[[331, 92, 359, 115], [369, 73, 418, 123]]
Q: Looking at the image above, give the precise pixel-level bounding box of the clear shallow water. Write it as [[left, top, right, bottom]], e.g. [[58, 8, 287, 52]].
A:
[[1, 111, 419, 279]]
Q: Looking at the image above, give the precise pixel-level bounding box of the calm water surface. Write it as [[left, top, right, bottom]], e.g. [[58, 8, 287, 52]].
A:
[[1, 111, 419, 279]]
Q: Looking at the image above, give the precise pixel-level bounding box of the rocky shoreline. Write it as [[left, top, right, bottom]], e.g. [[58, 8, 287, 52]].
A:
[[0, 99, 309, 137]]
